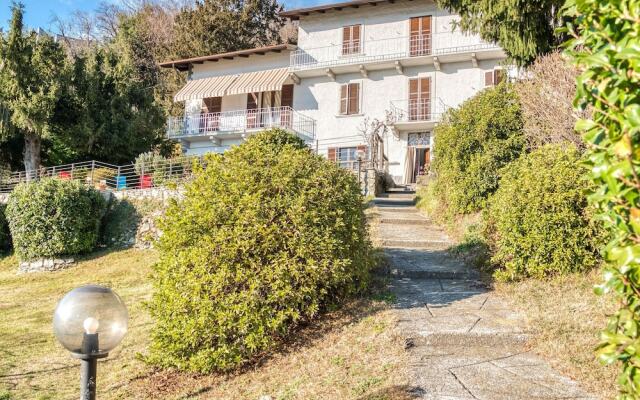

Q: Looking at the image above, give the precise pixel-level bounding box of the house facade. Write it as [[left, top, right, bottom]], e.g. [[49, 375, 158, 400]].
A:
[[160, 0, 507, 185]]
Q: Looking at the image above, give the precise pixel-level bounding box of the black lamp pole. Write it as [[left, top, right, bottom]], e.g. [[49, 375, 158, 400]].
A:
[[73, 332, 106, 400]]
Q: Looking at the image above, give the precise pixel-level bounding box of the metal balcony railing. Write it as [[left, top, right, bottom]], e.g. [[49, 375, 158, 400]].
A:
[[166, 106, 316, 140], [389, 98, 450, 123], [290, 33, 500, 71]]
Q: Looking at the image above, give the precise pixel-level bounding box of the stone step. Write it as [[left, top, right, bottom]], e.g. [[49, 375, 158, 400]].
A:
[[390, 268, 480, 280], [378, 192, 416, 199], [373, 198, 416, 206], [379, 218, 436, 226], [381, 239, 452, 249], [405, 332, 531, 348], [374, 206, 420, 214]]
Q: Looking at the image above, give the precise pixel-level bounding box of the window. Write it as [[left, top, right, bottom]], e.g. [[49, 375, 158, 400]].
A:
[[408, 77, 431, 121], [328, 145, 367, 170], [485, 69, 505, 87], [339, 83, 360, 115], [342, 24, 362, 55], [410, 16, 432, 56]]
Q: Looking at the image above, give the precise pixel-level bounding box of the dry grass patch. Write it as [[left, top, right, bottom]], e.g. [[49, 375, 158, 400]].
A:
[[494, 269, 617, 399], [0, 248, 408, 400]]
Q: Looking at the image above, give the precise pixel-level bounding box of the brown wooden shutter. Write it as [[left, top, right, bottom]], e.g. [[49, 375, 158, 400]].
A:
[[410, 16, 432, 56], [348, 83, 360, 114], [202, 97, 222, 113], [485, 71, 494, 86], [340, 84, 348, 114], [409, 77, 430, 120], [352, 24, 361, 52], [281, 84, 294, 108], [342, 25, 361, 55], [328, 147, 337, 161]]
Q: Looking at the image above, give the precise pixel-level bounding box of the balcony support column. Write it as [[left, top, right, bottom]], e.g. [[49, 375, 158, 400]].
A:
[[325, 68, 336, 81], [290, 73, 301, 85], [433, 57, 441, 71], [471, 53, 478, 68], [359, 64, 368, 78]]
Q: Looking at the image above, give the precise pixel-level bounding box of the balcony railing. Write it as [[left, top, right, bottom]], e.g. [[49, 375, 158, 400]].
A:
[[166, 106, 316, 140], [389, 98, 450, 123], [290, 33, 499, 71]]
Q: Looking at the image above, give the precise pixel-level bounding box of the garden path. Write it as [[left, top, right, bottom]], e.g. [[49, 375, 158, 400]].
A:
[[374, 189, 596, 400]]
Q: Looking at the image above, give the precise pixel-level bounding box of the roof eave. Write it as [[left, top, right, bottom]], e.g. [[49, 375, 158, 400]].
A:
[[159, 44, 296, 71]]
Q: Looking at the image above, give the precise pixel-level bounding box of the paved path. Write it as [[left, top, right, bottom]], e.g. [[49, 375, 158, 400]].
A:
[[374, 189, 595, 400]]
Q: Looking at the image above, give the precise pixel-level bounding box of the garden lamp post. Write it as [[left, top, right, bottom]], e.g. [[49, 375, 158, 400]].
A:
[[53, 285, 128, 400]]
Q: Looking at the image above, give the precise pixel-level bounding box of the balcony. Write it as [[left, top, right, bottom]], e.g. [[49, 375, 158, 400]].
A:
[[166, 106, 316, 141], [389, 98, 449, 131], [289, 33, 503, 76]]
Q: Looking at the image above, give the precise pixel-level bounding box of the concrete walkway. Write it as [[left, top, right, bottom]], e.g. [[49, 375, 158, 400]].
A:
[[373, 189, 595, 400]]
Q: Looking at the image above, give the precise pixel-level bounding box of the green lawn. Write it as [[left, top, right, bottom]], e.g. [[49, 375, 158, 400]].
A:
[[0, 249, 407, 400]]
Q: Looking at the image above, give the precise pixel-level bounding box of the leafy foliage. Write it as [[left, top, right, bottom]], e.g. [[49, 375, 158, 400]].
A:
[[0, 204, 11, 251], [5, 179, 107, 261], [484, 145, 602, 281], [436, 0, 565, 65], [431, 83, 525, 214], [564, 0, 640, 396], [0, 3, 67, 171], [148, 129, 373, 372], [171, 0, 284, 59]]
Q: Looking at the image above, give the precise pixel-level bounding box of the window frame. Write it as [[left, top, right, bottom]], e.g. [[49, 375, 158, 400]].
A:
[[339, 82, 362, 115]]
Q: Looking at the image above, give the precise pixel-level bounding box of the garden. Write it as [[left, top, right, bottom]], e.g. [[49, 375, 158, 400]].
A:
[[0, 130, 409, 399]]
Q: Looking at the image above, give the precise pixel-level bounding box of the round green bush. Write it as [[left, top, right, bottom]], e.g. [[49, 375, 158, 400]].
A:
[[148, 129, 374, 372], [0, 204, 10, 251], [6, 179, 107, 261], [432, 83, 525, 214], [484, 144, 603, 281]]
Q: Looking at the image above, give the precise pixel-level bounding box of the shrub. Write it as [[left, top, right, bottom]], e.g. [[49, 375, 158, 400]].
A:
[[100, 197, 165, 248], [0, 204, 10, 251], [564, 0, 640, 394], [484, 145, 603, 281], [148, 129, 373, 372], [6, 178, 107, 261], [432, 83, 525, 214]]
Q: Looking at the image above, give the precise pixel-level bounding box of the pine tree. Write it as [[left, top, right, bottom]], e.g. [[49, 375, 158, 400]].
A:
[[436, 0, 565, 66], [0, 2, 67, 173]]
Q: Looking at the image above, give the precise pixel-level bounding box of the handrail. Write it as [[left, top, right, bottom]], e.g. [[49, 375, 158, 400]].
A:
[[389, 98, 449, 122], [290, 33, 500, 70], [166, 106, 316, 140]]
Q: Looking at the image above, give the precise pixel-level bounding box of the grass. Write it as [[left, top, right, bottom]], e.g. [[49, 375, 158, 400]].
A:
[[0, 249, 408, 400]]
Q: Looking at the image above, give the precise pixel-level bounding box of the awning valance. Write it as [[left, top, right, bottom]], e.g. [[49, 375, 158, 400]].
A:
[[226, 68, 290, 95], [174, 74, 238, 102]]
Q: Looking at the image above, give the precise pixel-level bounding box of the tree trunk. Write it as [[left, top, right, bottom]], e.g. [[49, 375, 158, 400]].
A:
[[23, 133, 41, 180]]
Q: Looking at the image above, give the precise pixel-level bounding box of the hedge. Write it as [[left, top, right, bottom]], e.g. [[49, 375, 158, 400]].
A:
[[0, 204, 10, 251], [147, 129, 374, 372], [484, 144, 603, 280], [432, 83, 525, 215], [6, 179, 107, 261]]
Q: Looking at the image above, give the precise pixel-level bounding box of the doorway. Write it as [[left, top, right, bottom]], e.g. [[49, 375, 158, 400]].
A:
[[413, 147, 430, 182]]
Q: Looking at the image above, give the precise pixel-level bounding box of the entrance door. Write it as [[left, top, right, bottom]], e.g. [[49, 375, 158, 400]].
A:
[[410, 16, 432, 56], [246, 93, 259, 129], [412, 147, 430, 182], [409, 77, 431, 121], [280, 84, 294, 128]]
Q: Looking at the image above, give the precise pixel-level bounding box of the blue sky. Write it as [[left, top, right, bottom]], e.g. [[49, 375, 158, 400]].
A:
[[0, 0, 327, 32]]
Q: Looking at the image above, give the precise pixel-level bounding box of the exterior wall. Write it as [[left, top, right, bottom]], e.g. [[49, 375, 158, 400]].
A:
[[295, 59, 504, 182], [296, 0, 482, 55]]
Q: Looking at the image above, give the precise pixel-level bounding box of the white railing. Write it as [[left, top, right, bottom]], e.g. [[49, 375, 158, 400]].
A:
[[0, 156, 203, 193], [389, 98, 450, 123], [290, 33, 500, 70], [166, 106, 316, 140]]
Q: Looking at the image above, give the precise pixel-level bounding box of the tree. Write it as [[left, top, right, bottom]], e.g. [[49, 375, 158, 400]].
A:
[[436, 0, 565, 66], [0, 2, 68, 173], [564, 0, 640, 396], [171, 0, 284, 59]]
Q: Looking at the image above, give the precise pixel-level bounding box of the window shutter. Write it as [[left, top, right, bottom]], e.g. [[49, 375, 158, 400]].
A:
[[485, 71, 494, 86], [328, 147, 337, 161], [348, 83, 360, 114], [352, 24, 361, 51], [281, 84, 294, 108], [340, 84, 348, 114]]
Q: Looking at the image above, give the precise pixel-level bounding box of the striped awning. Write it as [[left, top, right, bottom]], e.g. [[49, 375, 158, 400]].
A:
[[174, 74, 238, 101], [226, 68, 290, 95]]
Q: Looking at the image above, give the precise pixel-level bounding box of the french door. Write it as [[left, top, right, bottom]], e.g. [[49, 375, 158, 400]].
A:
[[409, 77, 431, 121], [410, 16, 432, 56]]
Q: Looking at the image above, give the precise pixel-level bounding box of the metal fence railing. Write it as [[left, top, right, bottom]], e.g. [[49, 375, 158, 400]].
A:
[[0, 156, 204, 194], [290, 33, 500, 71], [166, 106, 316, 140], [389, 98, 450, 123]]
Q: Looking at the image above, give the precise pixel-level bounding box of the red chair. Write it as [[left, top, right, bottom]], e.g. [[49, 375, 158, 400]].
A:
[[59, 171, 71, 180], [140, 174, 153, 189]]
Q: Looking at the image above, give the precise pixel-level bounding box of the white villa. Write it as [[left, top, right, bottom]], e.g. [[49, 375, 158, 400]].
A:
[[160, 0, 506, 185]]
